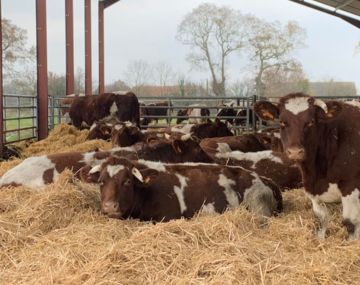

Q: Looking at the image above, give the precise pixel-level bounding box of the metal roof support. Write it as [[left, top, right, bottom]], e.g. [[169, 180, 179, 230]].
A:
[[0, 1, 4, 156], [335, 0, 355, 11], [98, 1, 105, 94], [85, 0, 92, 96], [36, 0, 49, 140], [289, 0, 360, 29], [65, 0, 74, 95], [102, 0, 119, 9]]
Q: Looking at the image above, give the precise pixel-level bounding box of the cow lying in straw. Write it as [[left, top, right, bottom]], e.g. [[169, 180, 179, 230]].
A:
[[79, 156, 283, 221], [0, 138, 212, 189]]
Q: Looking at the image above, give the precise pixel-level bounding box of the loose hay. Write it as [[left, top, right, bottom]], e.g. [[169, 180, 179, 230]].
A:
[[1, 125, 360, 284], [21, 124, 112, 157]]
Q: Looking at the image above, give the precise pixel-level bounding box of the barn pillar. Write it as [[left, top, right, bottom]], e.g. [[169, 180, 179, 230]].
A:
[[85, 0, 92, 96], [98, 1, 105, 94], [65, 0, 74, 95], [36, 0, 49, 140], [0, 1, 4, 155]]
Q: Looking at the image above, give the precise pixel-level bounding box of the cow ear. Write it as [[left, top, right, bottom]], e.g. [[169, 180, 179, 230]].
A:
[[79, 165, 101, 183], [316, 101, 342, 121], [254, 101, 279, 121], [100, 125, 112, 135], [172, 139, 184, 154], [132, 167, 158, 187]]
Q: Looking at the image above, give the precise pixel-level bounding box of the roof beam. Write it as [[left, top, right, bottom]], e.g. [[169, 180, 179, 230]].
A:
[[102, 0, 120, 9], [289, 0, 360, 29], [335, 0, 355, 11]]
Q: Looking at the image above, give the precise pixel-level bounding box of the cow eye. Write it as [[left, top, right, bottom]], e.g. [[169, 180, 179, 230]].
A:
[[279, 121, 287, 129], [305, 120, 314, 128]]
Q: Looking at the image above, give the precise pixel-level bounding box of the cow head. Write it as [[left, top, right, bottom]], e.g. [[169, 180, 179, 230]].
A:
[[216, 102, 237, 124], [111, 122, 144, 147], [139, 138, 213, 163], [190, 119, 233, 139], [87, 122, 113, 140], [176, 109, 188, 124], [254, 93, 342, 162], [81, 156, 158, 219]]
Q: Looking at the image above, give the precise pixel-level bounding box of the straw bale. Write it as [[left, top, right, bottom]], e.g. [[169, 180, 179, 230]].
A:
[[1, 124, 360, 284]]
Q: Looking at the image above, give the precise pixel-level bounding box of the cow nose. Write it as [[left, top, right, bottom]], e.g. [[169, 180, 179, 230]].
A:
[[286, 147, 305, 161], [102, 201, 120, 214]]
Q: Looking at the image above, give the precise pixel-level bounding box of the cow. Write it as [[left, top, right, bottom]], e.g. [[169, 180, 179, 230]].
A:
[[87, 117, 124, 141], [199, 133, 283, 160], [254, 92, 360, 239], [140, 101, 172, 126], [0, 138, 212, 189], [214, 150, 302, 191], [0, 150, 115, 189], [176, 104, 211, 124], [111, 123, 166, 147], [166, 119, 233, 141], [68, 92, 140, 129], [217, 102, 265, 127], [80, 156, 283, 221], [58, 94, 85, 123]]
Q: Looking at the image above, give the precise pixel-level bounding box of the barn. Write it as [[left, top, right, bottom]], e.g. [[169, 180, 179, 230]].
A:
[[1, 1, 360, 284]]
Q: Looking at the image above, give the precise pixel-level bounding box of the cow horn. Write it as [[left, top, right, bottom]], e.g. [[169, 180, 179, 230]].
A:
[[313, 99, 328, 113], [132, 167, 144, 182], [89, 164, 101, 174]]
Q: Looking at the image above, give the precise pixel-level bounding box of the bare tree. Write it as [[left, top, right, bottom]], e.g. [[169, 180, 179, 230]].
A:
[[153, 61, 174, 90], [262, 62, 309, 98], [246, 18, 306, 97], [74, 67, 85, 94], [105, 79, 130, 93], [177, 3, 248, 96], [2, 18, 33, 74], [227, 78, 255, 97], [124, 60, 152, 95]]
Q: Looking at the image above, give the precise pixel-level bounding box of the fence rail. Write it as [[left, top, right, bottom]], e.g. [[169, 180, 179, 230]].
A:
[[1, 93, 360, 145]]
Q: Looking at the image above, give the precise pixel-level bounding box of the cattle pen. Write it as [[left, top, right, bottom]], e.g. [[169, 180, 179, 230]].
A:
[[2, 1, 360, 285]]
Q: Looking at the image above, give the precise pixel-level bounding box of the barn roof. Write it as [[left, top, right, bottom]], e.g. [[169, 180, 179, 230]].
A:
[[289, 0, 360, 28]]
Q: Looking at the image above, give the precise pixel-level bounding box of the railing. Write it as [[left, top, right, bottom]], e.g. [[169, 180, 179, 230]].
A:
[[138, 95, 258, 133], [2, 93, 360, 145]]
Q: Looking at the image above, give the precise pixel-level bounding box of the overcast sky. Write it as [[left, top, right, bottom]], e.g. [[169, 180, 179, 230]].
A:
[[3, 0, 360, 92]]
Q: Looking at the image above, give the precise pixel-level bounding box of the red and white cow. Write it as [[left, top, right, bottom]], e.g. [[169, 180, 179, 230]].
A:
[[254, 92, 360, 239], [80, 156, 283, 221]]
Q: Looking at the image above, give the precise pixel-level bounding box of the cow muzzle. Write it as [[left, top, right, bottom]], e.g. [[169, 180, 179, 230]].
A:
[[286, 147, 305, 161], [102, 201, 121, 218]]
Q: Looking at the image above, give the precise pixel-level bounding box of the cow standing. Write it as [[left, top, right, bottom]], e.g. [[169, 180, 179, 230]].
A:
[[176, 104, 211, 124], [80, 156, 283, 221], [68, 92, 140, 129], [254, 93, 360, 239], [140, 102, 172, 126]]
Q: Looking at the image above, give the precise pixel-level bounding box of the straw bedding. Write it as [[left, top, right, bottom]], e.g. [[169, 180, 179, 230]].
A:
[[1, 125, 360, 284]]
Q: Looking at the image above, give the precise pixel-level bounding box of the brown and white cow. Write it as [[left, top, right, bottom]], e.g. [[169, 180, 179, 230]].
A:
[[214, 150, 302, 191], [176, 104, 211, 124], [0, 150, 114, 189], [199, 133, 282, 160], [68, 92, 140, 129], [254, 92, 360, 239], [0, 138, 212, 189], [166, 119, 233, 141], [140, 101, 172, 126], [80, 156, 283, 221]]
